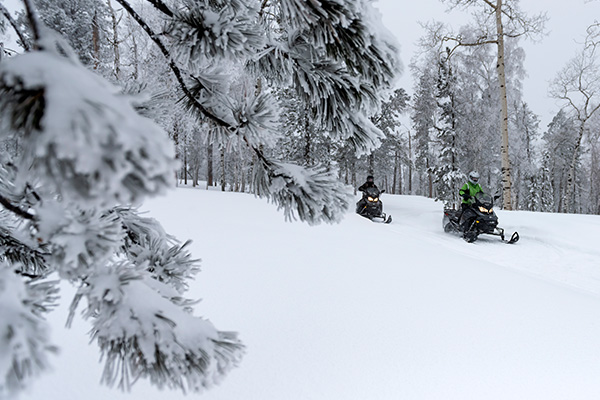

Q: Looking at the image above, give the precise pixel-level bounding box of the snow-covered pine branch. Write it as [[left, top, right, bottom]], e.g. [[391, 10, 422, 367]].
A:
[[253, 159, 353, 225], [68, 262, 242, 393], [165, 0, 265, 67], [0, 0, 400, 395], [0, 266, 58, 397], [0, 8, 244, 394], [113, 207, 200, 294], [250, 0, 401, 155], [0, 33, 176, 208]]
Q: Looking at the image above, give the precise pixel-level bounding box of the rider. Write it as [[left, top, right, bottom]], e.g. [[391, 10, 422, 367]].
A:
[[356, 175, 378, 214], [358, 175, 378, 193], [458, 171, 483, 232]]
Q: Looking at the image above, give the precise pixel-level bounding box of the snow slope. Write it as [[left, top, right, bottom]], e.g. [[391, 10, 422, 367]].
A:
[[21, 187, 600, 400]]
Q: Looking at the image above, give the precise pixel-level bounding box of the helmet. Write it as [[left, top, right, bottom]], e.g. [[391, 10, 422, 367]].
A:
[[468, 171, 480, 184], [366, 175, 374, 183]]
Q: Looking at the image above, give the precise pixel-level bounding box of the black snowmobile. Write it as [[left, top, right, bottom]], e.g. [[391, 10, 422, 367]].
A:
[[443, 192, 519, 244], [356, 186, 392, 224]]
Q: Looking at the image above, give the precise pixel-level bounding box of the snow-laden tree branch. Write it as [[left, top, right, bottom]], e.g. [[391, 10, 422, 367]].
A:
[[0, 0, 399, 395]]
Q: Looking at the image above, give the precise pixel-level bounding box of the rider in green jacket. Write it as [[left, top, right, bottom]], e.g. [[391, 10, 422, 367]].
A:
[[459, 171, 483, 207], [459, 171, 483, 231]]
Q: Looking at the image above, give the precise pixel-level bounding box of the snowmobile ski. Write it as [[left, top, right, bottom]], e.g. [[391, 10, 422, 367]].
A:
[[369, 213, 392, 224], [505, 231, 519, 244]]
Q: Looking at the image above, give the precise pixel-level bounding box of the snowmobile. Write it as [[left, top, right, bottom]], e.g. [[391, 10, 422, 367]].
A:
[[356, 187, 392, 224], [443, 192, 519, 244]]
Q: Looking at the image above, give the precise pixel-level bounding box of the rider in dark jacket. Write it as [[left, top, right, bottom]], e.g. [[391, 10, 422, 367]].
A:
[[358, 175, 378, 193], [356, 175, 378, 214]]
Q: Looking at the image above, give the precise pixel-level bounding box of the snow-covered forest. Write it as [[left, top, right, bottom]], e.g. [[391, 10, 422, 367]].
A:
[[1, 0, 600, 398]]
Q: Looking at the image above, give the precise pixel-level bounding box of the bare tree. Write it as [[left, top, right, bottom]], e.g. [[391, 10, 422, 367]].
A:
[[425, 0, 546, 209], [550, 24, 600, 213]]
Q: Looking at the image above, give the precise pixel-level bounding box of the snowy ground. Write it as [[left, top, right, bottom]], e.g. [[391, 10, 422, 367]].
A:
[[22, 187, 600, 400]]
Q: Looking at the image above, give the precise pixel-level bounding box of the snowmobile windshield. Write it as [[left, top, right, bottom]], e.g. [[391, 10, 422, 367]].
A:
[[474, 192, 493, 208], [363, 187, 380, 197]]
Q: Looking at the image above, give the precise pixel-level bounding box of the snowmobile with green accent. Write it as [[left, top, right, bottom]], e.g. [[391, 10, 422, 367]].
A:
[[443, 192, 519, 244]]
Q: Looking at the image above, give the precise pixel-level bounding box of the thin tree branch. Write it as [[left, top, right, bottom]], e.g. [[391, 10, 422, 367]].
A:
[[143, 0, 173, 17], [442, 36, 498, 57], [114, 0, 235, 130], [259, 0, 270, 19], [481, 0, 497, 11], [0, 194, 36, 220], [14, 270, 43, 279], [22, 0, 41, 45], [0, 3, 31, 51]]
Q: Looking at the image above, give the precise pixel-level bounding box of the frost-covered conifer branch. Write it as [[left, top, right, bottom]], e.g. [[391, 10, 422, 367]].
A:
[[112, 207, 200, 293], [0, 266, 58, 397], [114, 0, 235, 129], [0, 229, 48, 277], [0, 45, 177, 207], [252, 38, 384, 153], [70, 263, 243, 393], [165, 0, 265, 65], [252, 155, 353, 225], [0, 11, 245, 393], [279, 0, 397, 88]]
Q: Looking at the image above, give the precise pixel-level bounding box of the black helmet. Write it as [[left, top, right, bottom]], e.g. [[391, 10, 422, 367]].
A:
[[367, 175, 374, 182], [468, 171, 480, 184]]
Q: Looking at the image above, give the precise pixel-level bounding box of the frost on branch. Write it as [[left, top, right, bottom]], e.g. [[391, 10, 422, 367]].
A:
[[0, 212, 48, 277], [70, 263, 243, 393], [0, 45, 177, 208], [113, 207, 200, 294], [279, 0, 398, 88], [166, 0, 265, 69], [183, 71, 281, 150], [253, 160, 353, 225], [40, 206, 125, 281], [250, 0, 400, 155], [0, 266, 58, 397]]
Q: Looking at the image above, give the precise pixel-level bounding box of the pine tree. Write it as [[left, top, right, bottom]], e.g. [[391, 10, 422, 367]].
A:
[[430, 49, 464, 206], [411, 62, 437, 197], [541, 110, 577, 212], [367, 88, 410, 193]]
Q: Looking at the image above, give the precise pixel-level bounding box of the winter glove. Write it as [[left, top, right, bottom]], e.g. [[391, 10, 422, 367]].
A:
[[461, 192, 470, 201]]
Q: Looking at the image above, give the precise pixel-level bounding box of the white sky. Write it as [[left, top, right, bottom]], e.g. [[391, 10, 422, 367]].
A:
[[374, 0, 600, 130]]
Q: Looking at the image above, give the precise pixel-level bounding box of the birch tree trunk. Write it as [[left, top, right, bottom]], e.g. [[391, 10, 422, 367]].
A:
[[495, 0, 513, 210], [408, 131, 412, 195], [107, 0, 121, 80]]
